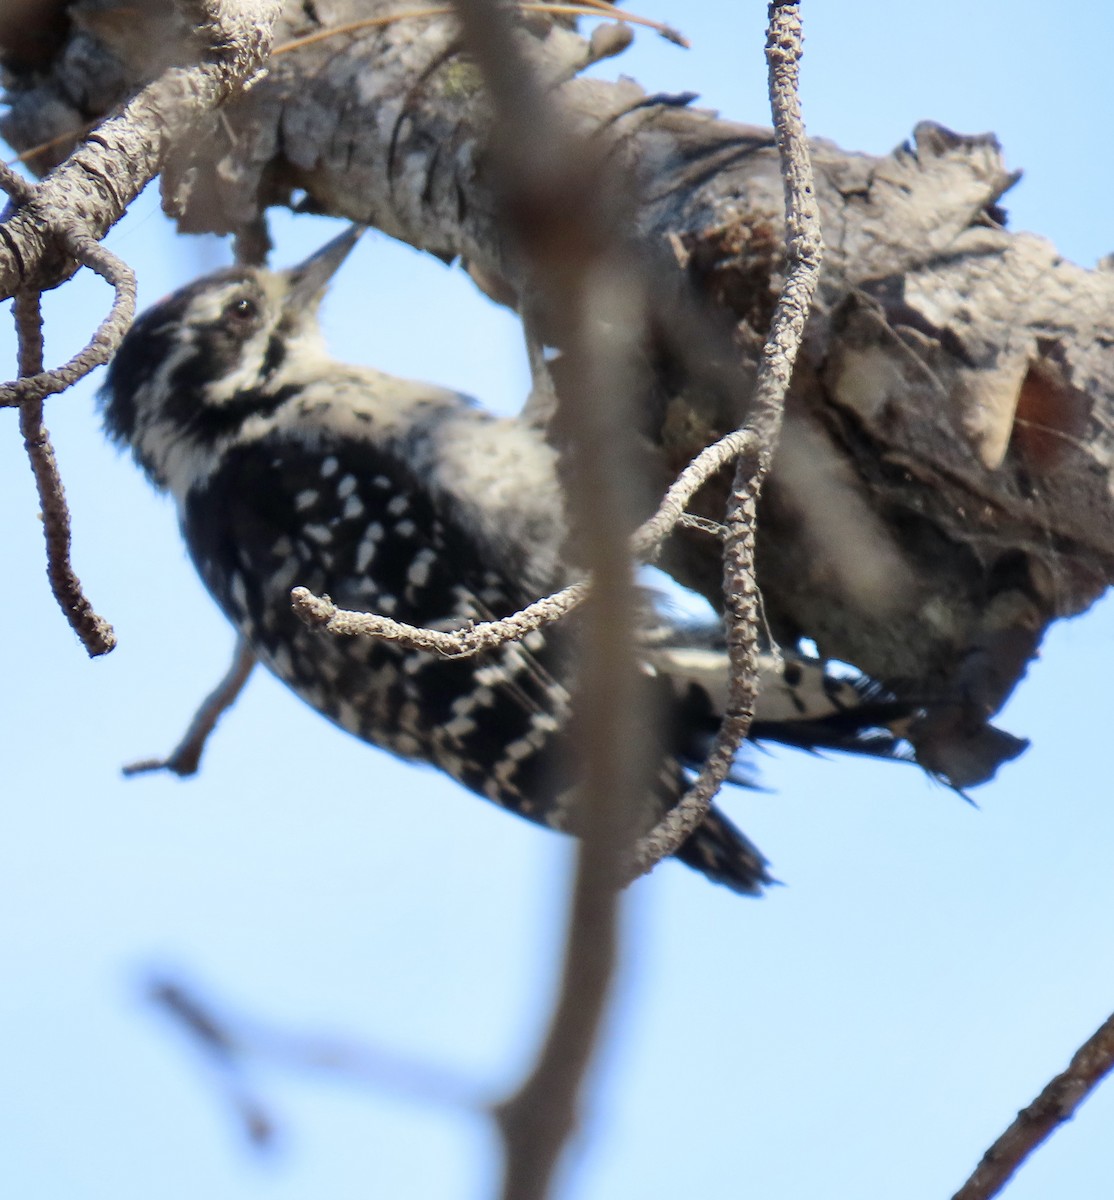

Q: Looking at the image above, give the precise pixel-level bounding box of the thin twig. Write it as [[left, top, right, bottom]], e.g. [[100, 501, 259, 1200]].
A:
[[1, 154, 128, 654], [951, 1008, 1114, 1200], [149, 973, 488, 1150], [4, 149, 116, 657], [568, 0, 688, 47], [291, 581, 589, 655], [13, 290, 117, 656], [0, 223, 136, 408], [625, 0, 822, 879], [630, 427, 756, 560], [272, 3, 687, 57], [4, 122, 97, 170], [0, 158, 33, 204], [290, 422, 758, 654], [123, 639, 256, 777], [676, 513, 725, 539]]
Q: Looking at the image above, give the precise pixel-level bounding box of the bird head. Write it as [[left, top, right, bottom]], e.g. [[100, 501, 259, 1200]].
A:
[[100, 225, 363, 496]]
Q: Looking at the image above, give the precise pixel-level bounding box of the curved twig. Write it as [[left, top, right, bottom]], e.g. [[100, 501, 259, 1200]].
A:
[[1, 0, 283, 656], [290, 426, 757, 654], [291, 581, 589, 655], [123, 639, 256, 777], [626, 0, 823, 879], [0, 230, 136, 408], [13, 289, 117, 656]]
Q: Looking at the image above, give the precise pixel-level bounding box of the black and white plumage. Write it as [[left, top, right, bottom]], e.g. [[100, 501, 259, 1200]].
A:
[[100, 227, 920, 894]]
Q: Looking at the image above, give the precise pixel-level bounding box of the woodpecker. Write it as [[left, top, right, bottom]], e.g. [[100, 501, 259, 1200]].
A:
[[101, 226, 923, 895]]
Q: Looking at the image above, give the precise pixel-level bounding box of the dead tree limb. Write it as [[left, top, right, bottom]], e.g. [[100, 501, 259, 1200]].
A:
[[5, 0, 1107, 779], [0, 0, 282, 300]]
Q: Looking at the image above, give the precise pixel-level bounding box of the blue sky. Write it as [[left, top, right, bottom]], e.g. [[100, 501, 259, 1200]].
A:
[[3, 3, 1114, 1198]]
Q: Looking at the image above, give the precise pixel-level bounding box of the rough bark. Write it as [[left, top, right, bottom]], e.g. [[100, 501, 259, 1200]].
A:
[[3, 0, 1112, 784], [0, 0, 282, 298]]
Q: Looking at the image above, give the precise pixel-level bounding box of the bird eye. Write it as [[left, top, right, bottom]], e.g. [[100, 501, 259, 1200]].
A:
[[225, 295, 258, 324]]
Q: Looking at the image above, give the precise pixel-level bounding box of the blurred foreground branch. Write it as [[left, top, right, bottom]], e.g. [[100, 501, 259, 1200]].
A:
[[150, 975, 488, 1149], [443, 0, 653, 1195]]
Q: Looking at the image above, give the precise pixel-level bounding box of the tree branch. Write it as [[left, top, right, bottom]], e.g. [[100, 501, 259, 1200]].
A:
[[626, 0, 821, 878], [290, 415, 768, 658], [123, 639, 256, 777], [952, 1008, 1114, 1200], [0, 0, 282, 302], [13, 288, 116, 655], [5, 0, 1101, 773], [149, 973, 487, 1150], [444, 1, 663, 1196], [291, 581, 589, 656], [0, 0, 282, 653], [0, 231, 137, 409]]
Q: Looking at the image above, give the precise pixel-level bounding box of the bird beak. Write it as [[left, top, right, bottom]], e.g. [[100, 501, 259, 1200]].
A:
[[283, 224, 365, 312]]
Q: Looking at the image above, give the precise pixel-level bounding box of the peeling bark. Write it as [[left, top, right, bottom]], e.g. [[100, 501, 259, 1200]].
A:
[[3, 0, 1112, 784]]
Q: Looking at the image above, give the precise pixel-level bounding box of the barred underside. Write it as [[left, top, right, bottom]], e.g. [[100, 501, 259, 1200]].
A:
[[184, 424, 773, 891], [103, 253, 933, 897]]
